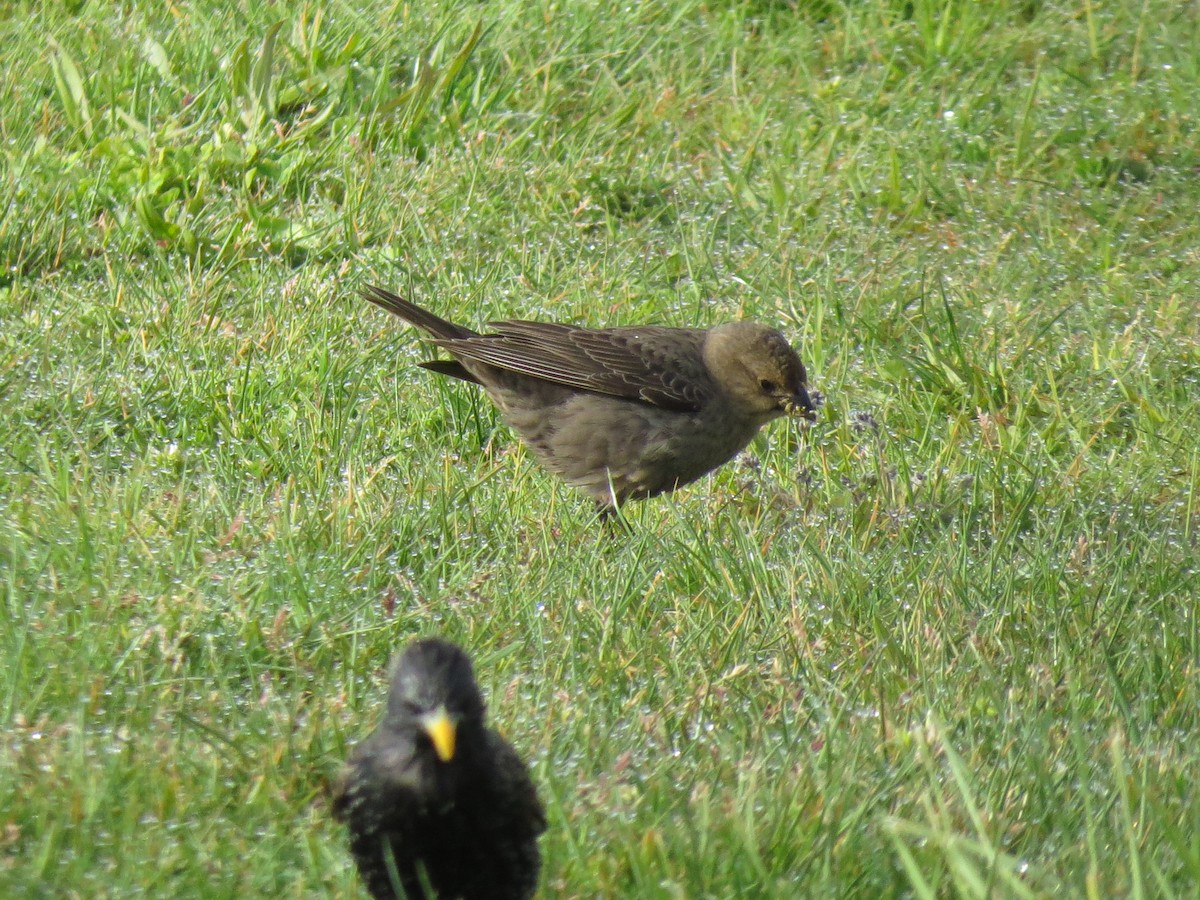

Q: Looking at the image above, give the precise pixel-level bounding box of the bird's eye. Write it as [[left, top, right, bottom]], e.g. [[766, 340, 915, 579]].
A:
[[759, 379, 777, 393]]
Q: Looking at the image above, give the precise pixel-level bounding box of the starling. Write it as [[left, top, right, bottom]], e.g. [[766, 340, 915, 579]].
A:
[[362, 284, 817, 509], [333, 638, 546, 900]]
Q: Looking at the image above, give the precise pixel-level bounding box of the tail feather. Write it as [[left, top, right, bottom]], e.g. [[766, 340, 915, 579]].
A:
[[361, 285, 477, 340], [418, 359, 482, 385]]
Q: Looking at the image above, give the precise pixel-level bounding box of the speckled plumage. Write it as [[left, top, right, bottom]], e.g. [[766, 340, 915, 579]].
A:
[[362, 285, 817, 508], [333, 639, 545, 900]]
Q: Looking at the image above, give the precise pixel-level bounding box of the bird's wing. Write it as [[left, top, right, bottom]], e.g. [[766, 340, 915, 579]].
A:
[[487, 731, 549, 836], [435, 321, 713, 411]]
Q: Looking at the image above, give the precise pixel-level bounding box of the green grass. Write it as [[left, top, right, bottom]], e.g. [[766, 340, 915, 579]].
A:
[[3, 0, 1200, 895]]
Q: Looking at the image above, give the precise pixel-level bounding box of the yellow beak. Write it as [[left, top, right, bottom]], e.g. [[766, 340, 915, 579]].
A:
[[420, 706, 458, 762]]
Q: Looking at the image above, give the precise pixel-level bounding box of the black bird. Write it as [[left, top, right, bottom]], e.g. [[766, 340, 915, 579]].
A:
[[334, 638, 546, 899], [361, 284, 817, 509]]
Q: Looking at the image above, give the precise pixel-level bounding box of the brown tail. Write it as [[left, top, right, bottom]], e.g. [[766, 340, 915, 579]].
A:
[[418, 359, 482, 385], [360, 284, 478, 340]]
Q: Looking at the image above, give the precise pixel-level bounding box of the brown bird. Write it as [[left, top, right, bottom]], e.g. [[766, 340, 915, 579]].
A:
[[333, 638, 546, 900], [362, 284, 817, 509]]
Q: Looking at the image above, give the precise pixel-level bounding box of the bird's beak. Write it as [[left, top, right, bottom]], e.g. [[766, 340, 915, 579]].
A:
[[781, 387, 817, 420], [420, 706, 458, 762]]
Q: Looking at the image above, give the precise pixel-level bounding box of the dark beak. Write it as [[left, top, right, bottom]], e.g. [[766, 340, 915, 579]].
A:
[[782, 386, 818, 420]]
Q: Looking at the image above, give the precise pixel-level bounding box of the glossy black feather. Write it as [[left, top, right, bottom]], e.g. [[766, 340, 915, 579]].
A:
[[334, 639, 545, 900]]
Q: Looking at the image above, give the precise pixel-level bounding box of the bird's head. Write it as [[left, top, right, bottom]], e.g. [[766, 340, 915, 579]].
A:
[[705, 322, 816, 422], [387, 638, 486, 765]]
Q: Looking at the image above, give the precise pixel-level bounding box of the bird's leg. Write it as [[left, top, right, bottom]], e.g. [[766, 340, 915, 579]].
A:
[[596, 501, 634, 535]]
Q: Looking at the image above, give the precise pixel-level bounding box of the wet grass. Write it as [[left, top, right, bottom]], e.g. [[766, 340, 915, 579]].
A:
[[3, 0, 1200, 896]]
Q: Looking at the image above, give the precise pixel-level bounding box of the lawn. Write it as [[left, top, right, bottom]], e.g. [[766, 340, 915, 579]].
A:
[[3, 0, 1199, 896]]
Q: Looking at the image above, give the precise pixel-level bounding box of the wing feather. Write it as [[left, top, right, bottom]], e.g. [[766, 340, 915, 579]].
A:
[[435, 322, 713, 411]]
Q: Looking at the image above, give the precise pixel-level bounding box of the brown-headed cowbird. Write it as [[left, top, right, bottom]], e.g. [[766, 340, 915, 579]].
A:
[[362, 284, 817, 509], [333, 638, 546, 900]]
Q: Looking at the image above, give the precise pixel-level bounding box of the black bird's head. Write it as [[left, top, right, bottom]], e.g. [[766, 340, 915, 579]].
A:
[[706, 322, 817, 422], [387, 638, 487, 766]]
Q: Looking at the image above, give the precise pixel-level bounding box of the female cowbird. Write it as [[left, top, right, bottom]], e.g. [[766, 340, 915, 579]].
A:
[[362, 285, 817, 509], [334, 639, 545, 900]]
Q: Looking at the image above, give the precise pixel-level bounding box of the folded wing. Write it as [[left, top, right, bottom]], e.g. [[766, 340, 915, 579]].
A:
[[436, 321, 713, 412]]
